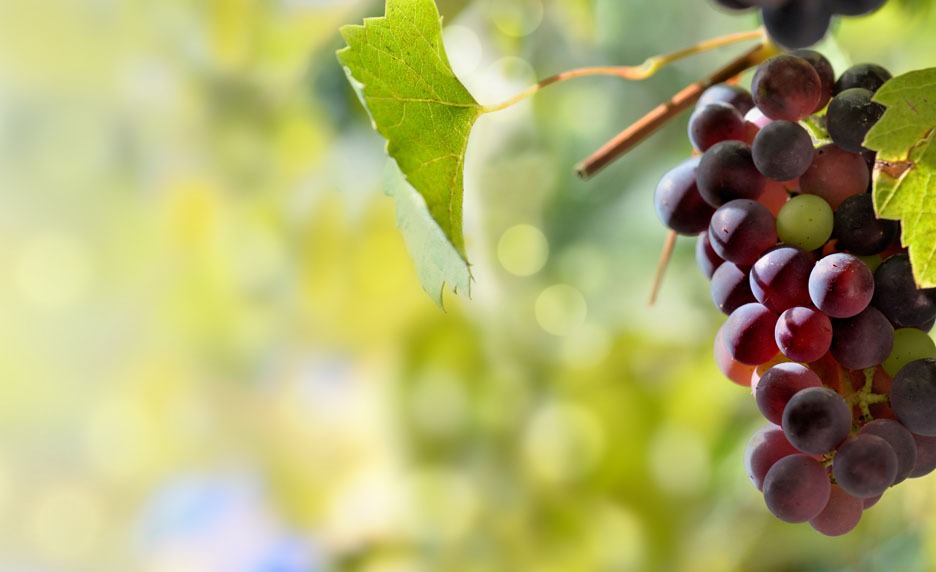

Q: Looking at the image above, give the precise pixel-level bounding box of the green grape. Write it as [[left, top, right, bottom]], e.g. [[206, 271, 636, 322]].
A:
[[856, 254, 883, 273], [883, 328, 936, 376], [776, 194, 833, 251]]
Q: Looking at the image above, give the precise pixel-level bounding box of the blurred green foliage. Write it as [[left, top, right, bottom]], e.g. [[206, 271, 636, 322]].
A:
[[0, 0, 935, 571]]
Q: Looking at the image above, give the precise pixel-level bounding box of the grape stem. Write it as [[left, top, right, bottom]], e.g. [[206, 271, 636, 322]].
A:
[[648, 230, 678, 305], [479, 29, 765, 114], [576, 40, 778, 179], [844, 367, 889, 423]]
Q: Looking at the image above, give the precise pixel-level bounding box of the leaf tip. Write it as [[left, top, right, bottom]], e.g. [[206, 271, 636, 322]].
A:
[[433, 276, 474, 311]]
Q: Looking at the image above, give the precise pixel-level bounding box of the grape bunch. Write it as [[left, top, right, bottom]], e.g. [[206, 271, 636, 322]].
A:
[[711, 0, 888, 49], [654, 51, 936, 535]]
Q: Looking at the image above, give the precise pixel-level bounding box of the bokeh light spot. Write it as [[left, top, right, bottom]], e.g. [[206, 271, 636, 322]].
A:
[[15, 233, 92, 309], [488, 0, 545, 37], [560, 322, 612, 366], [411, 469, 480, 542], [442, 24, 483, 77], [523, 401, 605, 484], [409, 369, 468, 438], [648, 425, 711, 496], [592, 503, 646, 571], [30, 484, 103, 560], [497, 224, 549, 276], [476, 56, 537, 105], [535, 284, 587, 336]]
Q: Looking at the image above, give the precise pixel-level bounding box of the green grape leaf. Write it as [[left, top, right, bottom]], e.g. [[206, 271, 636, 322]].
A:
[[337, 0, 481, 266], [384, 160, 471, 308], [865, 68, 936, 287]]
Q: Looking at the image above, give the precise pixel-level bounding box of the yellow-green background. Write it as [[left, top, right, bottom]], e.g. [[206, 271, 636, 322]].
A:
[[1, 0, 935, 570]]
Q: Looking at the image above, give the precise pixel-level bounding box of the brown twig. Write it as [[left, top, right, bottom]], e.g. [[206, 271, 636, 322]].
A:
[[480, 29, 763, 115], [576, 42, 776, 180], [648, 230, 678, 306]]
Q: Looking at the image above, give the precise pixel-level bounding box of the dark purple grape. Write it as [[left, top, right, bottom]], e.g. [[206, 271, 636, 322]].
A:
[[689, 103, 746, 152], [752, 120, 815, 181], [710, 0, 756, 10], [828, 0, 887, 15], [750, 246, 814, 314], [723, 302, 780, 365], [830, 306, 894, 369], [697, 83, 755, 115], [809, 485, 863, 536], [654, 157, 716, 235], [761, 1, 833, 50], [800, 144, 870, 209], [891, 358, 936, 436], [833, 434, 899, 498], [808, 253, 874, 318], [756, 363, 823, 425], [857, 419, 918, 484], [763, 454, 831, 522], [696, 232, 724, 279], [708, 199, 777, 266], [910, 434, 936, 478], [834, 63, 892, 94], [751, 54, 822, 120], [745, 424, 802, 491], [863, 493, 882, 509], [775, 306, 833, 363], [833, 194, 898, 255], [826, 88, 885, 153], [781, 386, 852, 455], [697, 141, 767, 207], [872, 254, 936, 328], [862, 148, 878, 170], [711, 262, 756, 314], [790, 49, 835, 111], [916, 316, 936, 334]]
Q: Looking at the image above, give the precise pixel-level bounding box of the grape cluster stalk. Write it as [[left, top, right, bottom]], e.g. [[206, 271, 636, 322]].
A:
[[654, 50, 936, 535], [711, 0, 889, 49]]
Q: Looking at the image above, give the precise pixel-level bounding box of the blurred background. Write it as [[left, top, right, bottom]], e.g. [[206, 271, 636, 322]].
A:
[[2, 0, 936, 570]]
